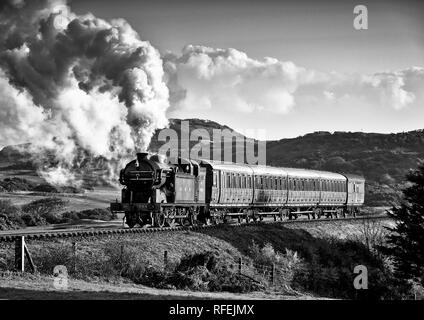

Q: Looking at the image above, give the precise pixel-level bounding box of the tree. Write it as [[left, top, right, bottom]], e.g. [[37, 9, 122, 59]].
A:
[[381, 162, 424, 285]]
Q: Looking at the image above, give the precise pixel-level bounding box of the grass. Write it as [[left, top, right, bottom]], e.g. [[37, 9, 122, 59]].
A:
[[0, 219, 416, 299], [0, 197, 117, 230]]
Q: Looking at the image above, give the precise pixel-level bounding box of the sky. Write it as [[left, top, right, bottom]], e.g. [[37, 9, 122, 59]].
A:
[[63, 0, 424, 139]]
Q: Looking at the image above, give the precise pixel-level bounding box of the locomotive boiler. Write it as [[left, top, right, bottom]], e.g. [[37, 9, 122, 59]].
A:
[[111, 152, 207, 228], [111, 153, 365, 228]]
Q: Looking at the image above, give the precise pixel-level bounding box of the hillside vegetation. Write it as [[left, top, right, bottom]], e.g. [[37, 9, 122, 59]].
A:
[[149, 119, 424, 206], [1, 118, 423, 206]]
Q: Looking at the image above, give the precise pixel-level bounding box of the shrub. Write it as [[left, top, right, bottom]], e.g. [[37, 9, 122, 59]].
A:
[[61, 211, 80, 223], [0, 177, 36, 192], [249, 241, 303, 287], [77, 208, 116, 221], [21, 198, 68, 224], [32, 184, 59, 193], [34, 244, 75, 275], [0, 200, 24, 230]]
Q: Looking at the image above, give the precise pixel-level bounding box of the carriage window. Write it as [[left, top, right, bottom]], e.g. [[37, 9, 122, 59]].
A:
[[213, 172, 217, 187], [226, 173, 231, 188]]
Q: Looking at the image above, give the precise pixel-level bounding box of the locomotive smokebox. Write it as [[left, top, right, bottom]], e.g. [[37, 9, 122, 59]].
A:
[[136, 152, 149, 163]]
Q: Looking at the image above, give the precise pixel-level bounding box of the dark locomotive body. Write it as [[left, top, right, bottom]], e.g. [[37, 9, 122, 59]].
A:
[[111, 153, 365, 228]]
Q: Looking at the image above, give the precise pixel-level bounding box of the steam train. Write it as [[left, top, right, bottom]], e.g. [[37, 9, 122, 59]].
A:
[[110, 153, 365, 228]]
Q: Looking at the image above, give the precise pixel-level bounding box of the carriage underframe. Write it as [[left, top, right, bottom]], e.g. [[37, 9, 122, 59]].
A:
[[118, 202, 360, 228]]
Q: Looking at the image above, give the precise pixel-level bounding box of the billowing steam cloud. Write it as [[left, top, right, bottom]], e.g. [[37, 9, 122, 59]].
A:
[[1, 1, 423, 187], [165, 45, 424, 117], [0, 0, 168, 185]]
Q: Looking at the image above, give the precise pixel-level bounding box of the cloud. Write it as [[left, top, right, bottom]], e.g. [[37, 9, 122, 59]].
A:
[[165, 45, 424, 118]]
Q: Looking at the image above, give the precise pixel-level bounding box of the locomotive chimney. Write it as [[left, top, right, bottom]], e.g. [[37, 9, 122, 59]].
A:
[[136, 152, 148, 163]]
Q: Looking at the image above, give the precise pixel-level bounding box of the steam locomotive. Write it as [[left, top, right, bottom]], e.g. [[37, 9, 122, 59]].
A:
[[110, 152, 365, 228]]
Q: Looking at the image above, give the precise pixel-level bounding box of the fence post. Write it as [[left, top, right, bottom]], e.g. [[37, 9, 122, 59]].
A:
[[72, 242, 77, 274], [238, 257, 242, 274], [120, 244, 124, 267], [271, 264, 275, 286], [164, 250, 168, 269], [14, 236, 25, 272]]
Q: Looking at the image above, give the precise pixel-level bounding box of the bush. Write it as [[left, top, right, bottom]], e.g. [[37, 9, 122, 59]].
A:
[[169, 252, 261, 293], [61, 211, 81, 223], [0, 200, 25, 230], [60, 208, 117, 222], [32, 184, 59, 193], [0, 177, 36, 192], [21, 198, 68, 224], [290, 238, 409, 299], [249, 241, 303, 288], [77, 208, 116, 221], [21, 212, 47, 226]]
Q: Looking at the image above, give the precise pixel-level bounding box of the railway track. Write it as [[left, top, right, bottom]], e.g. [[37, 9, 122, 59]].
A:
[[0, 214, 390, 242]]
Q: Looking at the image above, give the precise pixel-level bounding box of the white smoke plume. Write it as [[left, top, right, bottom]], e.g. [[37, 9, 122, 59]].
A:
[[1, 1, 423, 188], [0, 0, 169, 186], [165, 45, 424, 117]]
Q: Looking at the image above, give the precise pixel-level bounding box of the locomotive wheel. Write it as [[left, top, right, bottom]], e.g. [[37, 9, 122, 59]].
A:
[[154, 212, 166, 228], [166, 218, 176, 227], [188, 213, 195, 226], [126, 220, 136, 228]]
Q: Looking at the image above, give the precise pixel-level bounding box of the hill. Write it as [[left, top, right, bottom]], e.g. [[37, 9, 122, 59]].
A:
[[149, 119, 424, 206], [1, 118, 423, 206]]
